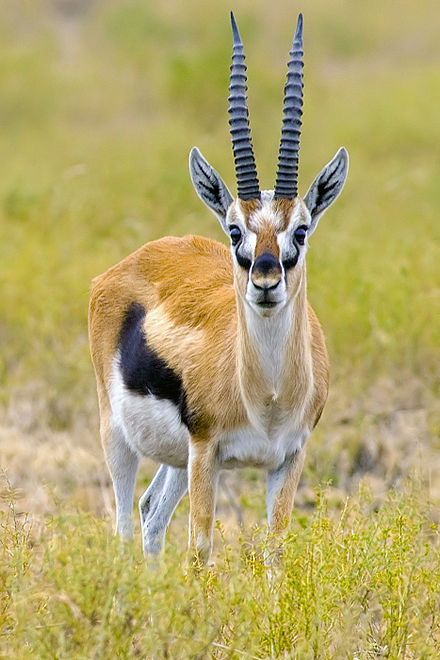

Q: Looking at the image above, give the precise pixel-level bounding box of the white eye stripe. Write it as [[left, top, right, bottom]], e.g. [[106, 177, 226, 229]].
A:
[[244, 230, 257, 261], [277, 227, 308, 267], [229, 224, 257, 266]]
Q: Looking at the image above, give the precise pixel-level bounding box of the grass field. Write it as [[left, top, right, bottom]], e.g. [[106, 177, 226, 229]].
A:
[[1, 0, 440, 656]]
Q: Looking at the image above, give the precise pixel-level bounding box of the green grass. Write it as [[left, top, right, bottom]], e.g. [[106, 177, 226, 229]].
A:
[[2, 477, 440, 658]]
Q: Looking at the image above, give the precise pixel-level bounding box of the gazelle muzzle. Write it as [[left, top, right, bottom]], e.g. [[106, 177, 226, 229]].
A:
[[251, 252, 282, 291]]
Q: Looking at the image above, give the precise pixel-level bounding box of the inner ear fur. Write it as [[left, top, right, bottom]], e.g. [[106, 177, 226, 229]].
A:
[[189, 147, 234, 234], [304, 147, 349, 235]]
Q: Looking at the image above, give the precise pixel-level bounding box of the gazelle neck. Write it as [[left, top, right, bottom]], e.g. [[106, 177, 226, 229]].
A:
[[236, 263, 313, 427]]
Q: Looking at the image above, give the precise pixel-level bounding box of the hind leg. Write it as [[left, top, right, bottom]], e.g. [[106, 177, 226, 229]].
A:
[[102, 416, 139, 539], [139, 464, 169, 524], [139, 465, 187, 555]]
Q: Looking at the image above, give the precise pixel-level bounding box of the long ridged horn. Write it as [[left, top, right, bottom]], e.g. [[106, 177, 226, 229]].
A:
[[274, 13, 304, 199], [228, 12, 260, 201]]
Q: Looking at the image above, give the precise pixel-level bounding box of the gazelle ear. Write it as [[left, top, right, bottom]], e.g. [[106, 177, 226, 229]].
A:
[[304, 147, 349, 235], [189, 147, 234, 234]]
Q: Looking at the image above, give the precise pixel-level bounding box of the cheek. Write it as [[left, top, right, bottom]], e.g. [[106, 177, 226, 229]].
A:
[[234, 266, 250, 292], [283, 261, 304, 295]]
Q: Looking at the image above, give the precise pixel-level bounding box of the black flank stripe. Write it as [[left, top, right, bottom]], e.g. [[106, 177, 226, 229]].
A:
[[118, 302, 191, 429]]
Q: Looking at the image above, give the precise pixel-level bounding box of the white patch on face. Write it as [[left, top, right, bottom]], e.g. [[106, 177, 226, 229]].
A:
[[247, 204, 284, 232], [260, 190, 275, 205], [242, 230, 257, 262], [277, 200, 311, 269], [109, 356, 190, 468], [227, 200, 257, 267]]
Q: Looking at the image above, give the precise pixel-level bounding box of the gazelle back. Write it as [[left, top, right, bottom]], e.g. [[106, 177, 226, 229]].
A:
[[89, 12, 349, 562]]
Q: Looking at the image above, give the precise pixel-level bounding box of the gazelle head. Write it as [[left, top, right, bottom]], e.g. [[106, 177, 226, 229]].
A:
[[190, 12, 349, 317]]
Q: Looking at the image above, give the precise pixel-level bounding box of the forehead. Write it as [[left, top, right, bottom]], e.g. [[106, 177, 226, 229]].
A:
[[233, 196, 308, 233]]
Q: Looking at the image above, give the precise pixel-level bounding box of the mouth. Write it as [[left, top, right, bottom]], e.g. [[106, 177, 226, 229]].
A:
[[252, 295, 284, 315], [256, 289, 281, 309], [257, 300, 278, 309], [247, 282, 286, 314]]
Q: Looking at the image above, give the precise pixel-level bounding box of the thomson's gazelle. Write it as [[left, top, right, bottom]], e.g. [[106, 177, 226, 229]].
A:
[[89, 13, 348, 562]]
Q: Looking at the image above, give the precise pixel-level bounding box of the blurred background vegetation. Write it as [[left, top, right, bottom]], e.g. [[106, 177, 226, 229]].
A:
[[2, 1, 440, 656], [0, 0, 440, 520]]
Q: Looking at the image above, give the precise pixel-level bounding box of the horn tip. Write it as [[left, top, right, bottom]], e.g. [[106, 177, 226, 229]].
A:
[[230, 11, 241, 44], [295, 13, 303, 38]]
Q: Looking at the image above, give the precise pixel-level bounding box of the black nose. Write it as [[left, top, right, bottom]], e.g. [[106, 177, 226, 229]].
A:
[[251, 252, 282, 290], [253, 252, 280, 276]]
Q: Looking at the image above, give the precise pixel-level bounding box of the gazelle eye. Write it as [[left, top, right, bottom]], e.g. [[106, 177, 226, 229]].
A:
[[229, 225, 242, 245], [294, 226, 308, 246]]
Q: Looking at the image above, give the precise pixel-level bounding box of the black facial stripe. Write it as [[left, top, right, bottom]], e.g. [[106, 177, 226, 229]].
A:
[[282, 253, 299, 270], [118, 302, 192, 429], [282, 246, 299, 270], [235, 247, 252, 270]]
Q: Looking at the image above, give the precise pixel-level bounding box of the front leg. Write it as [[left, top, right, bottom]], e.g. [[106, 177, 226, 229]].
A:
[[266, 443, 307, 536], [188, 437, 219, 564]]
